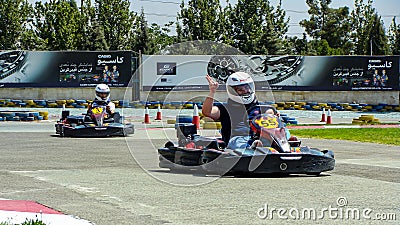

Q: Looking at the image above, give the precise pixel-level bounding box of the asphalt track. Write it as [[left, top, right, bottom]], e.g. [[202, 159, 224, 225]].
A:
[[0, 121, 399, 225]]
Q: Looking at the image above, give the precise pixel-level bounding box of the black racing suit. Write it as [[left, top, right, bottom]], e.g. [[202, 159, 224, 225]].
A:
[[216, 98, 259, 145]]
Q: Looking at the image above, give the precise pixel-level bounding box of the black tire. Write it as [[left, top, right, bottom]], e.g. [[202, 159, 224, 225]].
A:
[[113, 112, 121, 123], [164, 141, 175, 148], [60, 126, 65, 137]]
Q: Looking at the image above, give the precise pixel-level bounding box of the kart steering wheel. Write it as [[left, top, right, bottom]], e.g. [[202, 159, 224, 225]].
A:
[[246, 104, 277, 121]]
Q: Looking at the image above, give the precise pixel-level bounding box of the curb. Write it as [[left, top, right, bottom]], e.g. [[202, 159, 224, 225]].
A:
[[0, 200, 93, 225]]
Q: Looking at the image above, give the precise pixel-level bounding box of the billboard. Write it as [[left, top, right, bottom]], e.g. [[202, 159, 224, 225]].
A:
[[0, 51, 132, 87], [142, 55, 400, 91], [142, 55, 211, 91], [329, 56, 399, 91]]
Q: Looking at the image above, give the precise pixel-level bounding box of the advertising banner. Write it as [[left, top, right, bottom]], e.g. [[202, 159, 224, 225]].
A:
[[142, 55, 210, 91], [142, 55, 400, 91], [0, 51, 132, 87], [329, 56, 399, 91]]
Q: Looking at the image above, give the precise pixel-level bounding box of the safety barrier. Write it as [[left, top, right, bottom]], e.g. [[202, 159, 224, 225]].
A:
[[280, 114, 298, 125], [0, 110, 48, 121], [352, 115, 381, 124]]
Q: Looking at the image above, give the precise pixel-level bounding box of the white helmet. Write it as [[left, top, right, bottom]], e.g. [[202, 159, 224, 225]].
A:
[[95, 83, 110, 101], [226, 72, 255, 104]]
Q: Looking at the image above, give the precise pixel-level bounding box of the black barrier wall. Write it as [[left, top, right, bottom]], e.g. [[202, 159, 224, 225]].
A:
[[0, 51, 132, 87], [1, 52, 399, 91], [142, 55, 400, 91]]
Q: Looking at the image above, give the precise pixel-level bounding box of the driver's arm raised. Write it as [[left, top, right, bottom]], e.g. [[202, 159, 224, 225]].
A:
[[202, 75, 220, 121]]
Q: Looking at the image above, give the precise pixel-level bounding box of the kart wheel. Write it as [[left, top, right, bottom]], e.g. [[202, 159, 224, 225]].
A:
[[123, 124, 135, 136], [164, 141, 175, 148], [59, 126, 65, 137]]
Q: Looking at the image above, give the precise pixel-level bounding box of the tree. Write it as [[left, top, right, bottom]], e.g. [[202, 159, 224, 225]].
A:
[[177, 0, 223, 42], [0, 0, 32, 50], [148, 22, 175, 54], [85, 18, 109, 50], [17, 3, 44, 50], [33, 0, 83, 50], [300, 0, 352, 55], [215, 3, 234, 46], [350, 0, 388, 55], [368, 14, 389, 55], [74, 0, 107, 50], [227, 0, 288, 54], [284, 34, 309, 55], [131, 9, 151, 54], [268, 0, 289, 54], [388, 17, 400, 55], [95, 0, 136, 50], [175, 0, 239, 55]]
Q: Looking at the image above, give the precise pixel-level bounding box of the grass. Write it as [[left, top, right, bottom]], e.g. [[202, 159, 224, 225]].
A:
[[290, 128, 400, 146], [1, 219, 47, 225]]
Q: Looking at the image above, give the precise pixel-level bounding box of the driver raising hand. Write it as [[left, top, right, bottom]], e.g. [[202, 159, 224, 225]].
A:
[[202, 72, 259, 149]]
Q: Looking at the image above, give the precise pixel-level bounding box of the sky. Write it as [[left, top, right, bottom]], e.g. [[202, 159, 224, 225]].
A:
[[29, 0, 400, 36]]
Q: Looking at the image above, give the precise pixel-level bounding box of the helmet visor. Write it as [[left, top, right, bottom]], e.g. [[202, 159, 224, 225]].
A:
[[96, 91, 110, 100], [230, 83, 255, 96]]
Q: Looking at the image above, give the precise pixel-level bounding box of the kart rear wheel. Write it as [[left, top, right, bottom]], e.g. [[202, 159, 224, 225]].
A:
[[164, 141, 175, 148], [60, 126, 65, 137]]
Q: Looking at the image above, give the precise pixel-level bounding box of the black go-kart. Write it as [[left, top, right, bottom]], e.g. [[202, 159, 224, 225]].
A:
[[55, 103, 134, 137], [158, 108, 334, 176]]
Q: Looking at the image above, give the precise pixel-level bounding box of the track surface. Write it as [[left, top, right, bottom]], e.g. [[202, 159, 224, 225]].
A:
[[0, 122, 399, 224]]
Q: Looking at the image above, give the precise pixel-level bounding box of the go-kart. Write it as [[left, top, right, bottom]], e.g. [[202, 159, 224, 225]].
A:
[[55, 103, 134, 137], [158, 109, 334, 176]]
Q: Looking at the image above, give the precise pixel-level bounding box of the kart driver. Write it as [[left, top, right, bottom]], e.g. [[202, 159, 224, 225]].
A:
[[202, 72, 290, 149], [203, 72, 260, 149], [86, 83, 120, 123]]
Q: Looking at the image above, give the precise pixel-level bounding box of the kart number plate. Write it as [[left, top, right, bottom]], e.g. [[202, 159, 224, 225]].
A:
[[254, 116, 279, 129], [92, 107, 104, 115]]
